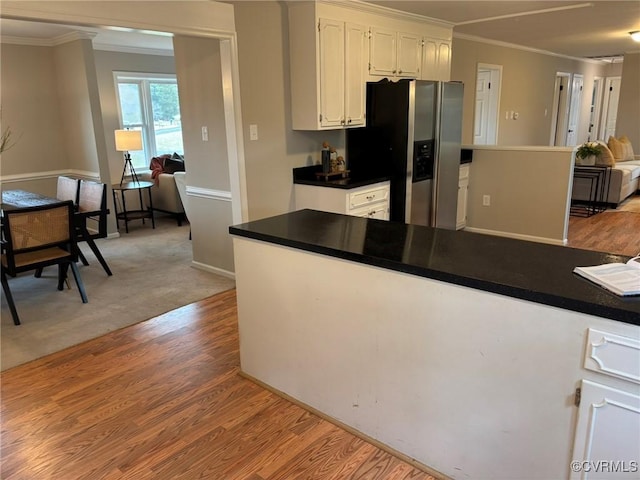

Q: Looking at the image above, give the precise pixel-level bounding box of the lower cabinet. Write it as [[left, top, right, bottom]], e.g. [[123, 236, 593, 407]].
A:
[[294, 181, 390, 220], [456, 164, 470, 230], [570, 328, 640, 479]]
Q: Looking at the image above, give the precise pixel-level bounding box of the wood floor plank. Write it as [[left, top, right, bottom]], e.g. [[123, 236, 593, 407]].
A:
[[1, 289, 434, 480]]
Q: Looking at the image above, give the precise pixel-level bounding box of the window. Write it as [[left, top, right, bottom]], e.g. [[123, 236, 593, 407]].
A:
[[114, 72, 183, 170]]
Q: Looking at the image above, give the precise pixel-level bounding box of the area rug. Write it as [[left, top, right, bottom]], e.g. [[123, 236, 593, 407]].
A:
[[0, 215, 235, 370], [606, 194, 640, 213]]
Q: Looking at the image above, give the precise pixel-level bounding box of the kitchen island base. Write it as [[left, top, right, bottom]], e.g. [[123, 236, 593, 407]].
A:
[[232, 235, 640, 480]]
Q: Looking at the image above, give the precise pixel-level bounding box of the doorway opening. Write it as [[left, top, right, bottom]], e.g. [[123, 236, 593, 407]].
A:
[[473, 64, 501, 145]]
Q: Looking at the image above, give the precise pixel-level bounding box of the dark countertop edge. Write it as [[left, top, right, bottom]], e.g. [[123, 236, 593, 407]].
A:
[[229, 226, 640, 326], [293, 176, 391, 189]]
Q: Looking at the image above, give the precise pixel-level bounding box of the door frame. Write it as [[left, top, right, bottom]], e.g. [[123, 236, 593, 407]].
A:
[[600, 76, 621, 141]]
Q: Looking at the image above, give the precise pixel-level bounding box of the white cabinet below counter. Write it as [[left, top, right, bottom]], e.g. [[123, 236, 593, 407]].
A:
[[295, 181, 390, 220]]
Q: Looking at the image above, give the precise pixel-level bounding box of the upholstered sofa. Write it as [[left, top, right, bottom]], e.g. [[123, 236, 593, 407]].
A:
[[572, 136, 640, 208], [140, 154, 186, 225]]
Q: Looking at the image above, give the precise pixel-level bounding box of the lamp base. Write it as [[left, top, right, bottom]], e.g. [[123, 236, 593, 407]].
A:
[[120, 153, 140, 185]]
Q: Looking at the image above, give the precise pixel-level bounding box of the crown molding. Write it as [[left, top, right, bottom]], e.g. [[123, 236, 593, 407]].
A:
[[453, 32, 609, 65], [320, 0, 454, 28]]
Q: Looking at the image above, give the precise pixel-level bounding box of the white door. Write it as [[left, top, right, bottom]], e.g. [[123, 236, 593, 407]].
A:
[[588, 77, 604, 141], [570, 379, 640, 480], [551, 72, 571, 146], [319, 18, 345, 128], [473, 65, 500, 145], [344, 22, 367, 127], [601, 76, 621, 141], [566, 74, 584, 146]]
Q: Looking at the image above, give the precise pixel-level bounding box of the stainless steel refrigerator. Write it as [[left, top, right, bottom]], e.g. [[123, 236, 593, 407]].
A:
[[348, 79, 463, 228]]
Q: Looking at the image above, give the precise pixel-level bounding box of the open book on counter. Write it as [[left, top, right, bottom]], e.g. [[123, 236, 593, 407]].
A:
[[573, 256, 640, 296]]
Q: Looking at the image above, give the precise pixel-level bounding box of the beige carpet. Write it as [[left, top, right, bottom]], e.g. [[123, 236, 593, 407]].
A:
[[1, 215, 235, 370]]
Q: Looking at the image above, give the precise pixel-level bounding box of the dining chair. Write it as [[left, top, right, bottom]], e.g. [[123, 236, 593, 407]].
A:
[[1, 200, 88, 325], [56, 175, 80, 203], [76, 179, 112, 276]]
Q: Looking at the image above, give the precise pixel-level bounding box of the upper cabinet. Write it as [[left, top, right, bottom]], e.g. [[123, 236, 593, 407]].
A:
[[369, 28, 421, 79], [317, 18, 368, 129], [421, 37, 451, 81], [289, 1, 453, 131]]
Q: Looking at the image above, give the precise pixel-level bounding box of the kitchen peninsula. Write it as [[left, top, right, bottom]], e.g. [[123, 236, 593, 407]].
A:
[[229, 210, 640, 480]]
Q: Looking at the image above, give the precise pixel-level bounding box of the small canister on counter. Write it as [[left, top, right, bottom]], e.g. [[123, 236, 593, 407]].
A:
[[321, 142, 331, 174]]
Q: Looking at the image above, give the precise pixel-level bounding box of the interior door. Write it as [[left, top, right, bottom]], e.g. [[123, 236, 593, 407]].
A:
[[566, 74, 583, 146], [551, 72, 571, 146], [601, 76, 621, 140], [474, 65, 500, 145]]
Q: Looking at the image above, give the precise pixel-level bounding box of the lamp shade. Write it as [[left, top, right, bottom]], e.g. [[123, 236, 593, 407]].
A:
[[114, 129, 142, 151], [631, 31, 640, 43]]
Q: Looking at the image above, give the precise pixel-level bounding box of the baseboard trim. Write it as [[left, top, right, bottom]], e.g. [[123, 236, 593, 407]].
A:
[[464, 227, 565, 246], [191, 261, 235, 280], [239, 370, 451, 480]]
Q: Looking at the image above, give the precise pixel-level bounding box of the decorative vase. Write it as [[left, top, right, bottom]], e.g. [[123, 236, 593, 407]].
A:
[[577, 154, 596, 166]]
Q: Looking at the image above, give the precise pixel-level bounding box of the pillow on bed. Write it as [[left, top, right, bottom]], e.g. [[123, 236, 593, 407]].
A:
[[595, 141, 615, 166]]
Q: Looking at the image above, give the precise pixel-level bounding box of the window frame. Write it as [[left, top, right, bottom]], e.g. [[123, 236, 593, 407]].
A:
[[113, 71, 182, 170]]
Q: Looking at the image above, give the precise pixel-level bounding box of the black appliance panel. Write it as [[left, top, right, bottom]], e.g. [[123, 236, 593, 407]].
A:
[[413, 140, 434, 182]]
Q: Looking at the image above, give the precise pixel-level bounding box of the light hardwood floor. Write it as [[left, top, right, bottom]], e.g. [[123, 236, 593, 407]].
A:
[[567, 208, 640, 257], [1, 289, 435, 480]]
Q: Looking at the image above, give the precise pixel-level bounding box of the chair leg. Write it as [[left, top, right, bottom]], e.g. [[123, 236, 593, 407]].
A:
[[1, 271, 21, 325], [34, 267, 43, 278], [82, 238, 113, 276], [69, 261, 88, 303], [78, 248, 89, 266], [58, 264, 70, 290]]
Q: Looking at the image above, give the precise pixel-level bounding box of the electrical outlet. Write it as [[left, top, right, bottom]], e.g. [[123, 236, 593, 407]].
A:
[[483, 195, 491, 206], [201, 126, 208, 142]]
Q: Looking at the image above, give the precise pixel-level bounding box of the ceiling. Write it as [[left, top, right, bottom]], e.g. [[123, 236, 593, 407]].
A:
[[1, 1, 639, 59]]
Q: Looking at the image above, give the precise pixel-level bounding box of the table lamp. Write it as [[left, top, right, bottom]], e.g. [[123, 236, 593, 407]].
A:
[[115, 129, 143, 185]]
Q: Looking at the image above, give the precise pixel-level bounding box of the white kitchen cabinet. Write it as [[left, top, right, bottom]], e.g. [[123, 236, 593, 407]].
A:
[[570, 329, 640, 479], [456, 163, 470, 230], [421, 37, 451, 81], [369, 27, 421, 79], [295, 181, 390, 220], [289, 3, 367, 130]]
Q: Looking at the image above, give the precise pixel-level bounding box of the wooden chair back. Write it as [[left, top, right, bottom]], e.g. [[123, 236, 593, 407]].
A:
[[77, 180, 108, 238], [1, 201, 77, 273], [56, 176, 80, 204]]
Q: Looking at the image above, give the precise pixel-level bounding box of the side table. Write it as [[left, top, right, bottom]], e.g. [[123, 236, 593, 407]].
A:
[[111, 181, 156, 233]]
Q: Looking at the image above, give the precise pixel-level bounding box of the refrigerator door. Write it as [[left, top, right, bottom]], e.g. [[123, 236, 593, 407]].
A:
[[433, 81, 463, 229]]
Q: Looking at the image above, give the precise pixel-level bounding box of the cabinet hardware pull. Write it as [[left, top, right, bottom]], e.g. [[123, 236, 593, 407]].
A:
[[366, 195, 375, 200], [399, 70, 403, 74], [392, 70, 396, 74], [348, 118, 352, 124]]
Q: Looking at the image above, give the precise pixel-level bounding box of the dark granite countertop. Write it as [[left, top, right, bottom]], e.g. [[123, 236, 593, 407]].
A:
[[229, 209, 640, 326], [293, 165, 390, 189]]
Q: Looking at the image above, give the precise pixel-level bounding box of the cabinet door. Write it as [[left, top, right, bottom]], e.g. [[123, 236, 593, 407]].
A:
[[344, 23, 367, 127], [570, 380, 640, 480], [436, 40, 451, 81], [396, 32, 421, 78], [369, 27, 396, 77], [319, 18, 345, 128], [456, 164, 469, 229], [422, 38, 451, 81]]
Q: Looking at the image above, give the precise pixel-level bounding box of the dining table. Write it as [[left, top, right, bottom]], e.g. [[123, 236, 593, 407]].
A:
[[1, 189, 113, 275]]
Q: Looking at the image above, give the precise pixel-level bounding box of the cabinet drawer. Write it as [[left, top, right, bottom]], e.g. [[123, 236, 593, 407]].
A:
[[351, 204, 389, 220], [349, 186, 389, 210]]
